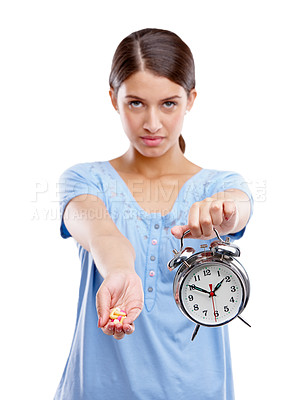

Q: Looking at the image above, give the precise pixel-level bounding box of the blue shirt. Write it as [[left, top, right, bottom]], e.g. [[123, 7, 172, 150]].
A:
[[55, 161, 253, 400]]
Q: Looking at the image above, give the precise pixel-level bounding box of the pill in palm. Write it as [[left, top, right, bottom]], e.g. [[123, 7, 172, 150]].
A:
[[109, 307, 127, 324]]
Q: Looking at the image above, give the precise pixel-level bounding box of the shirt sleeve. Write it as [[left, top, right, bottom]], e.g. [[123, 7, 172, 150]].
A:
[[59, 162, 106, 239], [205, 170, 254, 240]]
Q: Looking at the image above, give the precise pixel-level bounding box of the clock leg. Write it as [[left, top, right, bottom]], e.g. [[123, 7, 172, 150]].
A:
[[237, 315, 251, 327], [191, 324, 201, 341]]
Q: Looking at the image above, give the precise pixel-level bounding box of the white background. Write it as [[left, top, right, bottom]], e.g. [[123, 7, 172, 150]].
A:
[[1, 0, 296, 398]]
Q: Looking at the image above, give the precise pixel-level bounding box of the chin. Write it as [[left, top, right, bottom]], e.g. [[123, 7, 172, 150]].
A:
[[141, 143, 172, 157], [139, 149, 164, 158]]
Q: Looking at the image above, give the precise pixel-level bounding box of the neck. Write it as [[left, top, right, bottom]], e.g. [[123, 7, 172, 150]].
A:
[[118, 144, 190, 178]]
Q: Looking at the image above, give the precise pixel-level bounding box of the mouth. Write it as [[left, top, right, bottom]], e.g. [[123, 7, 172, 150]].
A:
[[140, 136, 165, 147]]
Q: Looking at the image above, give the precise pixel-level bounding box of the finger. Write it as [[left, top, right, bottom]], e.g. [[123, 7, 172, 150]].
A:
[[187, 202, 202, 238], [101, 321, 116, 336], [209, 200, 224, 226], [223, 201, 237, 221], [123, 322, 135, 335], [96, 285, 112, 328], [113, 323, 126, 340], [199, 204, 213, 237]]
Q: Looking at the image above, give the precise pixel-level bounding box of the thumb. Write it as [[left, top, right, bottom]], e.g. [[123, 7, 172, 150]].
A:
[[124, 305, 143, 326], [171, 225, 190, 239], [96, 285, 112, 328]]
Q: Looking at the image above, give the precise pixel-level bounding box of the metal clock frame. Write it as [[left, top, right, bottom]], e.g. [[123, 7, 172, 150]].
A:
[[173, 252, 250, 327], [168, 229, 251, 338]]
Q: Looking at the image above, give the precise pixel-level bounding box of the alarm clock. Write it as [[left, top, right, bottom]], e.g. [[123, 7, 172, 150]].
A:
[[167, 229, 251, 340]]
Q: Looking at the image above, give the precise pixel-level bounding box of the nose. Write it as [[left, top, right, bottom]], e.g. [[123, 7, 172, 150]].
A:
[[143, 107, 163, 133]]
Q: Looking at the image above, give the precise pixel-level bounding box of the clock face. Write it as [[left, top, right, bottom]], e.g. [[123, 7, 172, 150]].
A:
[[180, 262, 244, 326]]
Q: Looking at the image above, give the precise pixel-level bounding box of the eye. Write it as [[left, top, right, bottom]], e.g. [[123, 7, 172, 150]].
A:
[[129, 101, 143, 109], [163, 101, 177, 109]]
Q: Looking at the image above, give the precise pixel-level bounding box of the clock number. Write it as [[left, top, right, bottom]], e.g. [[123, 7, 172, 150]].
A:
[[230, 286, 236, 292], [188, 295, 194, 301], [194, 275, 200, 282], [214, 311, 219, 318], [225, 276, 231, 282], [203, 310, 208, 316], [203, 269, 211, 277], [194, 304, 199, 311], [217, 270, 221, 277], [230, 297, 235, 303], [224, 305, 230, 312]]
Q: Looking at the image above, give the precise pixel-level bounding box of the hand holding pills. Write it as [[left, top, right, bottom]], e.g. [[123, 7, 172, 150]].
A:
[[96, 271, 144, 340]]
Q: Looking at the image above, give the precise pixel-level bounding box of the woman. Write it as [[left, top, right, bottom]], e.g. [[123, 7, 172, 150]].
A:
[[55, 28, 252, 399]]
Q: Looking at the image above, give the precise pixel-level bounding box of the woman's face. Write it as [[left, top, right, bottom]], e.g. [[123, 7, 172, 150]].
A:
[[110, 70, 196, 158]]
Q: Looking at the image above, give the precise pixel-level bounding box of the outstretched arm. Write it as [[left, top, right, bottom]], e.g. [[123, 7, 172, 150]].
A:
[[63, 194, 144, 340]]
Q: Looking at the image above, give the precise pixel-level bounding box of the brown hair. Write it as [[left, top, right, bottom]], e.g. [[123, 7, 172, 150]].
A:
[[109, 28, 196, 153]]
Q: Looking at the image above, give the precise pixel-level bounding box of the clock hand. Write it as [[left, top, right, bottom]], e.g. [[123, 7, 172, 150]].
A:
[[209, 284, 217, 322], [187, 284, 210, 295], [213, 278, 225, 294]]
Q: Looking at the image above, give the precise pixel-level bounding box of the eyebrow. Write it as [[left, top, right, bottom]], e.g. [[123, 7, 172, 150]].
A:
[[125, 95, 182, 102]]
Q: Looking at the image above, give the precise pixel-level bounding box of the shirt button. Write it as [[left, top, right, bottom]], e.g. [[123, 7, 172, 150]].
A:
[[149, 270, 155, 277], [154, 224, 160, 229], [150, 255, 156, 261], [152, 239, 157, 245], [148, 287, 153, 292]]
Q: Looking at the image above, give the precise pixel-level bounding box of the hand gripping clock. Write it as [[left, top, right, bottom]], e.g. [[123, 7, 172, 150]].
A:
[[167, 229, 251, 340]]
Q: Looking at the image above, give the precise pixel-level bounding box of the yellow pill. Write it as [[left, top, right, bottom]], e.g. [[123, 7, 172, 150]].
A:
[[117, 311, 127, 316], [109, 309, 119, 319]]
